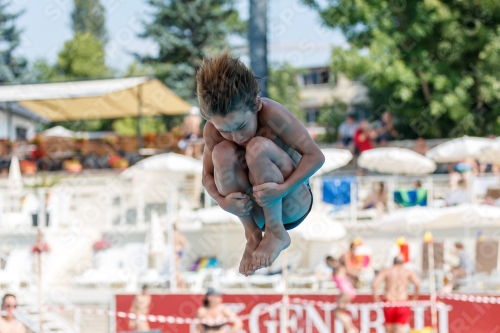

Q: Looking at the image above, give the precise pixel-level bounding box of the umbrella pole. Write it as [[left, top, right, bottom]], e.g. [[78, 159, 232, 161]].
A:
[[137, 84, 143, 150], [281, 250, 289, 333], [167, 198, 177, 292], [37, 229, 43, 333], [428, 241, 438, 333]]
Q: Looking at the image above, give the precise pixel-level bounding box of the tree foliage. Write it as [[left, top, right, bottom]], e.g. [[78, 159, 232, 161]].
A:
[[0, 0, 27, 83], [112, 116, 167, 136], [57, 32, 109, 79], [303, 0, 500, 138], [137, 0, 244, 104], [268, 63, 304, 120], [71, 0, 107, 43]]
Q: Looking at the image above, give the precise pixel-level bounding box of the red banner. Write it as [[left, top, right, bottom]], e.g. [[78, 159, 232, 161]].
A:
[[115, 293, 500, 333]]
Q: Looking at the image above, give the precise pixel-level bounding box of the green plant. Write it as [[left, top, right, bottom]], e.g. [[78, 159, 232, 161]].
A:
[[24, 173, 62, 189]]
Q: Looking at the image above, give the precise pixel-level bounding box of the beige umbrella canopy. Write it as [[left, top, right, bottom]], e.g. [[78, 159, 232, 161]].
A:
[[0, 77, 191, 121]]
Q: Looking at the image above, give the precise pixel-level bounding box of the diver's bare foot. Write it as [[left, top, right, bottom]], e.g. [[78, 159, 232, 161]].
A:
[[251, 229, 291, 271], [239, 236, 262, 276]]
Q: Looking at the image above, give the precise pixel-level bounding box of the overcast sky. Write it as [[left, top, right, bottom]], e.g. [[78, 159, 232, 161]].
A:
[[11, 0, 346, 71]]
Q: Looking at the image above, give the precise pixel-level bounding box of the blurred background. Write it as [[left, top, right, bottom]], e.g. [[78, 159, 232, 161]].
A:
[[1, 0, 500, 332]]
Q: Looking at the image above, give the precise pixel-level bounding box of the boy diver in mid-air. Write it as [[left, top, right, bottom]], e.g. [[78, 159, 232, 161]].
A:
[[198, 52, 325, 276]]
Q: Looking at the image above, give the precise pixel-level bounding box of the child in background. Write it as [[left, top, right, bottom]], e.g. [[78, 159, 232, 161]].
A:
[[327, 257, 358, 333], [198, 51, 325, 276]]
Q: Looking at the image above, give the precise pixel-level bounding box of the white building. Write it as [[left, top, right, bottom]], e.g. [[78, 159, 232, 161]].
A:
[[297, 67, 369, 123], [0, 102, 49, 141]]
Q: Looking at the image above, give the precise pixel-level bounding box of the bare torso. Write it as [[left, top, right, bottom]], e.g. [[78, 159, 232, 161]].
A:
[[0, 317, 26, 333], [382, 266, 414, 301], [133, 294, 151, 315], [174, 230, 188, 252], [183, 114, 202, 136], [197, 305, 230, 333]]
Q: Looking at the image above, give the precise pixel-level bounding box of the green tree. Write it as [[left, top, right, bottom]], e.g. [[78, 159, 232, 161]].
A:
[[112, 116, 167, 136], [57, 32, 109, 79], [137, 0, 244, 104], [303, 0, 500, 138], [51, 32, 112, 132], [71, 0, 107, 43], [268, 63, 304, 120], [0, 0, 27, 83], [27, 59, 57, 82]]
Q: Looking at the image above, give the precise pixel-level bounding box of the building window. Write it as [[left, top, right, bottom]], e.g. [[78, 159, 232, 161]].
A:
[[16, 127, 27, 140], [301, 69, 330, 86], [305, 109, 320, 123]]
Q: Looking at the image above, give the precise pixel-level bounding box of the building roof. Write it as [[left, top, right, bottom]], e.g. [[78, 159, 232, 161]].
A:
[[0, 101, 50, 123], [0, 77, 191, 121]]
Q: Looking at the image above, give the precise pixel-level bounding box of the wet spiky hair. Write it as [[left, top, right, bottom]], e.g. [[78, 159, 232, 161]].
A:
[[196, 51, 260, 119]]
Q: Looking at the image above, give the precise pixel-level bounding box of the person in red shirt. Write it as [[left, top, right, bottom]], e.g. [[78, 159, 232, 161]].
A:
[[354, 120, 374, 154]]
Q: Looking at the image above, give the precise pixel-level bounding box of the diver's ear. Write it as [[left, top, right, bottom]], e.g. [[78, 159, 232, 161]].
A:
[[256, 96, 263, 112]]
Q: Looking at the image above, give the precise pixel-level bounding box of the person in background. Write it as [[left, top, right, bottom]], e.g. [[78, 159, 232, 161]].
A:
[[449, 157, 478, 189], [353, 120, 373, 155], [338, 114, 358, 152], [414, 137, 429, 155], [354, 120, 376, 175], [329, 257, 359, 333], [173, 224, 189, 289], [195, 288, 242, 333], [362, 182, 388, 217], [479, 134, 499, 175], [442, 242, 475, 292], [445, 179, 469, 206], [325, 255, 335, 272], [340, 242, 362, 287], [372, 255, 420, 333], [0, 294, 26, 333], [414, 180, 422, 189], [128, 285, 152, 331], [174, 224, 189, 270], [375, 112, 398, 146], [179, 106, 203, 158]]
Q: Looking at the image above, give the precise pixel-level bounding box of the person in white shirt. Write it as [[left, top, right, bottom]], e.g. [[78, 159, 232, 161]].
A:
[[338, 114, 358, 151]]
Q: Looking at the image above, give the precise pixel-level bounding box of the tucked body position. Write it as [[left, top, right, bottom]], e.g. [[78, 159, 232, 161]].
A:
[[198, 52, 325, 276]]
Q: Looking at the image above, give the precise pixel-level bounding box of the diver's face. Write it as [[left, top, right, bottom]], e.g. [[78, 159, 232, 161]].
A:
[[210, 109, 258, 146]]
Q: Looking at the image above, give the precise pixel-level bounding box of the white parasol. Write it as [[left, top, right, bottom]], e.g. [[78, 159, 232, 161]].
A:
[[315, 148, 353, 176], [121, 152, 202, 178], [378, 204, 500, 231], [358, 147, 436, 175], [41, 125, 75, 138], [426, 136, 494, 163], [475, 137, 500, 164], [8, 156, 23, 195]]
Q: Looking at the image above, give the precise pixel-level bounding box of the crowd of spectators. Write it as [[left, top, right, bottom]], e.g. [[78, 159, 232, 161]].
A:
[[337, 111, 400, 155]]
